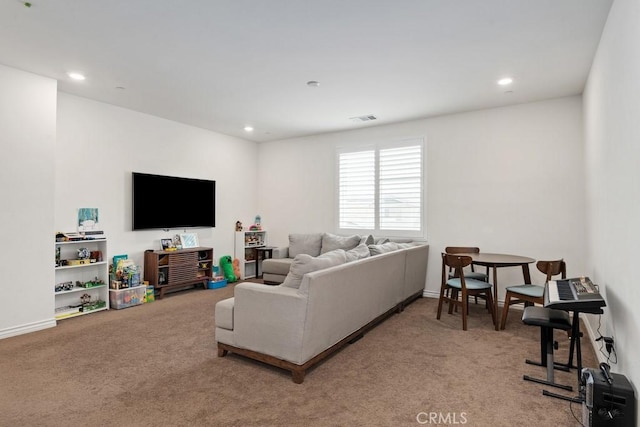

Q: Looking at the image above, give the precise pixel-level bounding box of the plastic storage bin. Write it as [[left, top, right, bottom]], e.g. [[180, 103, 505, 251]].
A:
[[109, 286, 147, 309], [208, 279, 227, 289]]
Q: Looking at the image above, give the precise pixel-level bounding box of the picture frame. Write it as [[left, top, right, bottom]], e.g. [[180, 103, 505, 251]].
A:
[[161, 238, 173, 250], [77, 207, 102, 232], [179, 233, 199, 249]]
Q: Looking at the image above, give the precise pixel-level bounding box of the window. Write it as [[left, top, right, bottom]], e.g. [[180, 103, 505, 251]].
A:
[[337, 139, 424, 237]]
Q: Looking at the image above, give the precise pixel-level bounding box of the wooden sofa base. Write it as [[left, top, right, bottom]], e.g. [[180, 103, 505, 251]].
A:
[[399, 290, 424, 312], [217, 294, 422, 383]]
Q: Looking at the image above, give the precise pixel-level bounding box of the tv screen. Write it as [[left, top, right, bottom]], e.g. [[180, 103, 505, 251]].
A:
[[132, 172, 215, 230]]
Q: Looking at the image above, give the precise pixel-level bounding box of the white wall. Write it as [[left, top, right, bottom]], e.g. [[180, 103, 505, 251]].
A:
[[0, 66, 259, 338], [0, 65, 57, 338], [258, 96, 586, 300], [583, 0, 640, 392], [56, 93, 259, 270]]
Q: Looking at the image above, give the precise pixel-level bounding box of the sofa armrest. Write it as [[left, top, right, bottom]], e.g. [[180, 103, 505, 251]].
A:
[[233, 282, 307, 364], [271, 246, 289, 258]]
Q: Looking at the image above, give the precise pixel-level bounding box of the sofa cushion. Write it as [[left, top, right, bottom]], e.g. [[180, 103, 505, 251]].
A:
[[345, 243, 371, 262], [262, 257, 294, 276], [320, 233, 361, 254], [289, 233, 323, 257], [281, 249, 347, 289], [215, 297, 235, 330], [368, 241, 399, 256]]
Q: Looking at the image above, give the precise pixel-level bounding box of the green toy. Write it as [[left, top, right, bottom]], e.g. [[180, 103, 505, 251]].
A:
[[220, 255, 237, 283]]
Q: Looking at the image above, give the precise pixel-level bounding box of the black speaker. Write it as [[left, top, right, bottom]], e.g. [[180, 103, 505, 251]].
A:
[[582, 368, 636, 426]]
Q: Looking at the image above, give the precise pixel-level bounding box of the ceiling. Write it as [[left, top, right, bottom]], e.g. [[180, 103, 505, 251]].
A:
[[0, 0, 613, 143]]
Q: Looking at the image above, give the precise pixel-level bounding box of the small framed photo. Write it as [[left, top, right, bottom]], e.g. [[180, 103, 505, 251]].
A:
[[161, 239, 173, 250], [180, 233, 199, 249]]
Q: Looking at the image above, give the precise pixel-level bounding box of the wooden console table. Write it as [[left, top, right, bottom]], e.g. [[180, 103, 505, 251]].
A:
[[144, 247, 213, 299]]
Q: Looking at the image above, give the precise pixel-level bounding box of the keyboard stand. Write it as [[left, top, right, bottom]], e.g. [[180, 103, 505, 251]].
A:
[[522, 307, 573, 392], [541, 309, 602, 403], [524, 326, 571, 372], [527, 310, 578, 372]]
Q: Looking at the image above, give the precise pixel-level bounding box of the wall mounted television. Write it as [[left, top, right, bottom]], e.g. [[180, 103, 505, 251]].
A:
[[132, 172, 215, 230]]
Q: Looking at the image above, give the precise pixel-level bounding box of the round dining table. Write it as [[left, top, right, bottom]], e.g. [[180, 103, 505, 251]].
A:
[[456, 252, 536, 330]]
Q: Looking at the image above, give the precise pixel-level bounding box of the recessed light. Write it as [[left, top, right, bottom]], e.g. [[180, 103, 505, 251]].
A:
[[497, 77, 513, 86], [67, 72, 86, 81], [244, 126, 254, 132], [306, 81, 320, 87]]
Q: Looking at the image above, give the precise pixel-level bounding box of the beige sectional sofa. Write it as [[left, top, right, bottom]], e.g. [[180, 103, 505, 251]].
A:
[[215, 238, 429, 383], [262, 233, 411, 285]]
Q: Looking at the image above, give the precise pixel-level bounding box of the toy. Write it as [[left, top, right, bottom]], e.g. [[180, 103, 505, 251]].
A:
[[233, 258, 241, 279], [220, 255, 237, 283], [235, 221, 243, 231], [250, 215, 262, 231]]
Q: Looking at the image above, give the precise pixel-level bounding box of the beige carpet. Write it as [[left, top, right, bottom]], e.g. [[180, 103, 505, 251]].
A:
[[0, 284, 595, 426]]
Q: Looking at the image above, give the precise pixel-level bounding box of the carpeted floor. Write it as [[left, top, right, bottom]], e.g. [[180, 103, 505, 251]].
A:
[[0, 284, 595, 426]]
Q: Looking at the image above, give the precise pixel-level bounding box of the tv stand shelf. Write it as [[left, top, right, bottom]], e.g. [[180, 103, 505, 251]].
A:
[[144, 247, 213, 299]]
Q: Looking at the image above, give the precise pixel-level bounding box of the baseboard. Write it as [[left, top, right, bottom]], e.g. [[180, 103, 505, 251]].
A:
[[580, 313, 606, 364], [0, 318, 57, 340], [423, 289, 439, 299]]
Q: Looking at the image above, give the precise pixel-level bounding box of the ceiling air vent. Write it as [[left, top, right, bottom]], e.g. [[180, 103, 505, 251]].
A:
[[349, 114, 377, 122]]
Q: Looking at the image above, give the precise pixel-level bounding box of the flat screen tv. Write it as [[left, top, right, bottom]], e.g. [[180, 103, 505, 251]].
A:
[[132, 172, 215, 230]]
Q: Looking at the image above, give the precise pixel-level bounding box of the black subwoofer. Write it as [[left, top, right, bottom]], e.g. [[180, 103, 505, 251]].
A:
[[582, 368, 636, 427]]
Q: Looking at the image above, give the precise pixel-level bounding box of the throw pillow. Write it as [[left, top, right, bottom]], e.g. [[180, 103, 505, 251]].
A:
[[282, 249, 347, 289], [359, 234, 375, 245], [368, 241, 399, 256], [396, 242, 418, 249], [392, 238, 414, 244], [289, 233, 323, 257], [345, 243, 371, 262], [320, 233, 361, 254]]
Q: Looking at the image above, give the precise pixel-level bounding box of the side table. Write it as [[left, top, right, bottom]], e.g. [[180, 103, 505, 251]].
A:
[[254, 247, 275, 278]]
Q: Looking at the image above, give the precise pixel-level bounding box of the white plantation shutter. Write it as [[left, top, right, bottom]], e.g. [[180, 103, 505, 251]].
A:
[[338, 150, 375, 229], [379, 145, 422, 231], [337, 140, 423, 236]]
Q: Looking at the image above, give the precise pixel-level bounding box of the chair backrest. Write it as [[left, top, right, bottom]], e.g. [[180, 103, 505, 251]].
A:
[[441, 253, 473, 284], [445, 246, 480, 255], [444, 247, 481, 276], [536, 259, 566, 281]]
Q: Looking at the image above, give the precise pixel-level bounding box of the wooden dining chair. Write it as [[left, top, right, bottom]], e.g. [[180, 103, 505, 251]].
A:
[[499, 259, 566, 329], [444, 247, 489, 281], [437, 253, 496, 331], [445, 246, 489, 309]]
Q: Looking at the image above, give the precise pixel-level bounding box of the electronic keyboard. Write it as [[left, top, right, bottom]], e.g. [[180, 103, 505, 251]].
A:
[[544, 277, 606, 313]]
